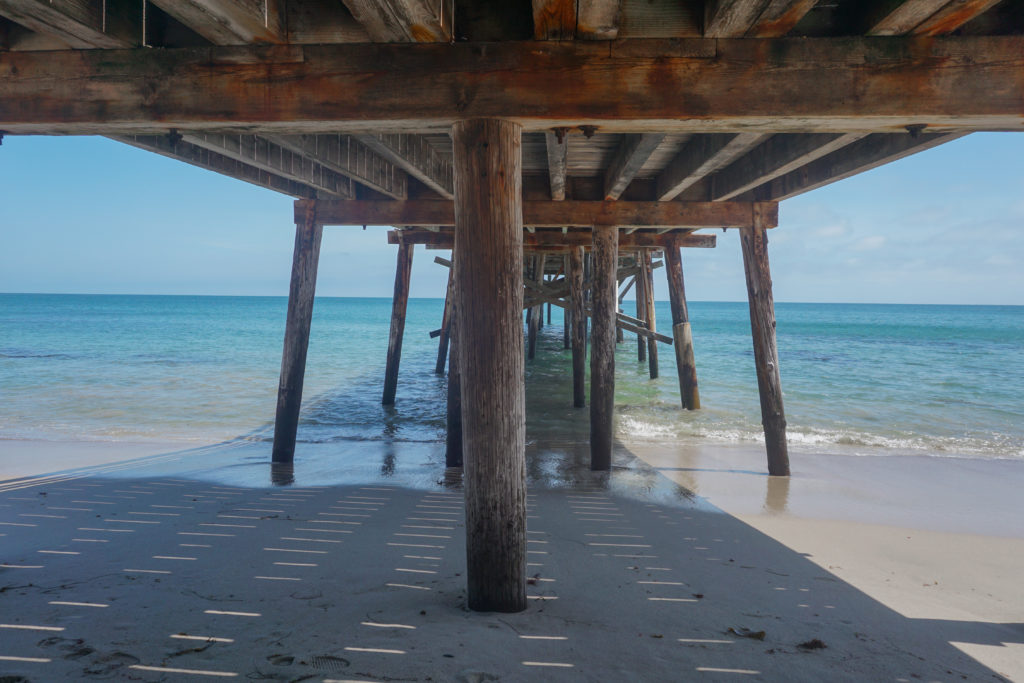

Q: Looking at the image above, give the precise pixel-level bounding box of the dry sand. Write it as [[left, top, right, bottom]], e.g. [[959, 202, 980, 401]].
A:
[[0, 438, 1021, 681]]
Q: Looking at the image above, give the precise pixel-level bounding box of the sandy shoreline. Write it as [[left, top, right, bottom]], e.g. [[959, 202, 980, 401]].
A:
[[1, 438, 1021, 681]]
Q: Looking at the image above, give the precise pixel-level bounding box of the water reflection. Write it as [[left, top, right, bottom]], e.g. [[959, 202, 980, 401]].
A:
[[270, 463, 294, 486], [763, 475, 790, 514]]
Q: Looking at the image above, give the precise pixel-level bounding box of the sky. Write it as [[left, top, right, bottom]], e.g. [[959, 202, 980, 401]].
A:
[[1, 133, 1021, 305]]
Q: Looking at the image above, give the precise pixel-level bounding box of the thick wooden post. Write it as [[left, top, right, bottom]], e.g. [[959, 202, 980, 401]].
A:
[[452, 118, 526, 613], [446, 312, 463, 467], [664, 244, 700, 410], [569, 246, 587, 408], [382, 239, 414, 405], [590, 225, 618, 470], [527, 254, 542, 360], [740, 208, 790, 477], [635, 262, 648, 362], [272, 204, 323, 464], [642, 250, 659, 379], [435, 266, 455, 375]]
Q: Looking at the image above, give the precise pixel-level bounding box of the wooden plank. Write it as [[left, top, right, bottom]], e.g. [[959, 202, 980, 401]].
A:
[[356, 133, 454, 199], [709, 132, 867, 201], [270, 134, 408, 199], [657, 134, 769, 200], [389, 228, 717, 249], [569, 247, 587, 408], [382, 240, 414, 405], [578, 0, 623, 39], [589, 225, 618, 470], [642, 250, 659, 378], [868, 0, 1002, 36], [604, 133, 665, 200], [149, 0, 285, 45], [545, 131, 569, 201], [664, 245, 699, 409], [272, 205, 323, 463], [453, 118, 526, 614], [533, 0, 622, 40], [740, 206, 789, 476], [310, 199, 773, 229], [912, 0, 1003, 36], [115, 134, 326, 198], [340, 0, 451, 42], [635, 259, 647, 363], [704, 0, 773, 37], [746, 0, 819, 37], [758, 132, 966, 201], [4, 38, 1024, 135], [0, 0, 137, 48]]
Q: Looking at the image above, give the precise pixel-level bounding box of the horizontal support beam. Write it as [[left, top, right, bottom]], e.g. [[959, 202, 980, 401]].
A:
[[306, 200, 775, 229], [389, 229, 716, 249], [2, 37, 1023, 134]]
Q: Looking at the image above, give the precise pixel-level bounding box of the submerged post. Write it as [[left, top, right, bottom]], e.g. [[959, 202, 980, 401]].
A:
[[452, 118, 527, 613], [569, 246, 587, 408], [642, 250, 659, 379], [382, 238, 414, 405], [435, 267, 455, 375], [740, 207, 790, 476], [664, 243, 700, 410], [527, 254, 542, 360], [590, 225, 619, 470], [272, 202, 323, 464]]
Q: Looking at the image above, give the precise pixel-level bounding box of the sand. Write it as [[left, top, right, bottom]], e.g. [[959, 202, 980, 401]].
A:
[[0, 438, 1021, 681]]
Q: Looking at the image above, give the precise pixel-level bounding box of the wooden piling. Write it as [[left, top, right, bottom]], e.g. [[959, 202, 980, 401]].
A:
[[664, 243, 700, 410], [636, 262, 648, 362], [382, 239, 414, 405], [527, 254, 543, 360], [271, 205, 323, 464], [590, 225, 619, 470], [452, 118, 527, 613], [569, 246, 587, 408], [642, 250, 659, 379], [435, 266, 455, 375], [740, 208, 790, 477], [446, 309, 463, 468]]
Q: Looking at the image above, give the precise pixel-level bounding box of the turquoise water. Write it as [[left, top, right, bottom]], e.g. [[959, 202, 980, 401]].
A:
[[1, 294, 1022, 460]]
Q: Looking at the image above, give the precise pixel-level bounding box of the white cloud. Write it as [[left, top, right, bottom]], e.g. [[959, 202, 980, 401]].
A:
[[853, 235, 886, 251]]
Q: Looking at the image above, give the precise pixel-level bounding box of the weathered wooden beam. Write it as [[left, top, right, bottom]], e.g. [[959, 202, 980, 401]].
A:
[[115, 134, 327, 198], [355, 133, 454, 199], [453, 118, 526, 614], [389, 229, 717, 249], [704, 0, 771, 37], [0, 0, 138, 48], [269, 134, 408, 199], [533, 0, 622, 40], [272, 204, 323, 463], [311, 199, 772, 229], [382, 240, 414, 405], [545, 131, 569, 201], [604, 133, 665, 200], [664, 245, 699, 409], [527, 254, 543, 361], [340, 0, 451, 42], [150, 0, 285, 45], [183, 132, 354, 198], [5, 38, 1024, 135], [758, 132, 967, 201], [657, 133, 769, 201], [641, 250, 659, 379], [590, 225, 618, 471], [867, 0, 1002, 36], [710, 132, 868, 201], [524, 279, 673, 343], [569, 247, 587, 408], [741, 205, 789, 476], [435, 266, 455, 375], [635, 260, 647, 363], [746, 0, 819, 37]]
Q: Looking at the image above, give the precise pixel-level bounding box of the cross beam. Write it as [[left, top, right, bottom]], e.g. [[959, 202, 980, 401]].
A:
[[2, 37, 1022, 135], [300, 199, 776, 229], [388, 230, 716, 249]]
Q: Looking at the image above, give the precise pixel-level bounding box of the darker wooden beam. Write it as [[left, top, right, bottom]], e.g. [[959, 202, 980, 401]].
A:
[[436, 267, 455, 375], [340, 0, 451, 42], [453, 118, 526, 614], [150, 0, 285, 45], [272, 205, 323, 463], [544, 131, 569, 201], [309, 199, 774, 229], [604, 133, 665, 201], [657, 134, 769, 200], [569, 247, 587, 408], [533, 0, 621, 40], [867, 0, 1002, 36], [382, 240, 414, 405], [4, 38, 1024, 135], [590, 224, 618, 471], [0, 0, 138, 48], [389, 229, 717, 249]]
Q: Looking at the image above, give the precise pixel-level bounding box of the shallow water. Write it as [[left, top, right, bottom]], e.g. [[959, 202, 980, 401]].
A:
[[1, 294, 1022, 460]]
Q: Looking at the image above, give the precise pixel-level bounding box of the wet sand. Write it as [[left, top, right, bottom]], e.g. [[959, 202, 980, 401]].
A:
[[0, 438, 1021, 681]]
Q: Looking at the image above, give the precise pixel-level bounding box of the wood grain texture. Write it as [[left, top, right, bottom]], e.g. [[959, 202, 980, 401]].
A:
[[445, 265, 463, 468], [657, 133, 769, 200], [452, 119, 526, 613], [544, 131, 569, 201], [0, 0, 137, 48], [635, 257, 647, 363], [664, 245, 699, 409], [641, 250, 659, 378], [4, 38, 1023, 135], [740, 208, 789, 476], [604, 133, 665, 200], [309, 199, 775, 229], [589, 224, 618, 470], [569, 246, 587, 408], [356, 133, 454, 199], [272, 207, 323, 463], [382, 240, 414, 405], [150, 0, 285, 45], [340, 0, 451, 42], [435, 267, 455, 375]]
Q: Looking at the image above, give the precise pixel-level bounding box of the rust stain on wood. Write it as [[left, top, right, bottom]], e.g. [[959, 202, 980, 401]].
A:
[[534, 0, 577, 40]]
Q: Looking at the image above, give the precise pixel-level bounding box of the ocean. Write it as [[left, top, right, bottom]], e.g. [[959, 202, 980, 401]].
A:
[[1, 294, 1022, 462]]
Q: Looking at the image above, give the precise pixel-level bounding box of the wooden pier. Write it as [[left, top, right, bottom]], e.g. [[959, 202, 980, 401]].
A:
[[3, 0, 1022, 613]]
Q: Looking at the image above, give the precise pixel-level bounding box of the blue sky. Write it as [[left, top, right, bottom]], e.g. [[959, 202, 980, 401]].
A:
[[1, 133, 1021, 304]]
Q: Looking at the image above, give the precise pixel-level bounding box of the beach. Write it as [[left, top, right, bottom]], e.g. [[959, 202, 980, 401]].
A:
[[1, 294, 1022, 680]]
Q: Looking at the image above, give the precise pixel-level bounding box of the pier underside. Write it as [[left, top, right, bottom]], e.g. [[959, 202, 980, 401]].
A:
[[3, 0, 1022, 612]]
